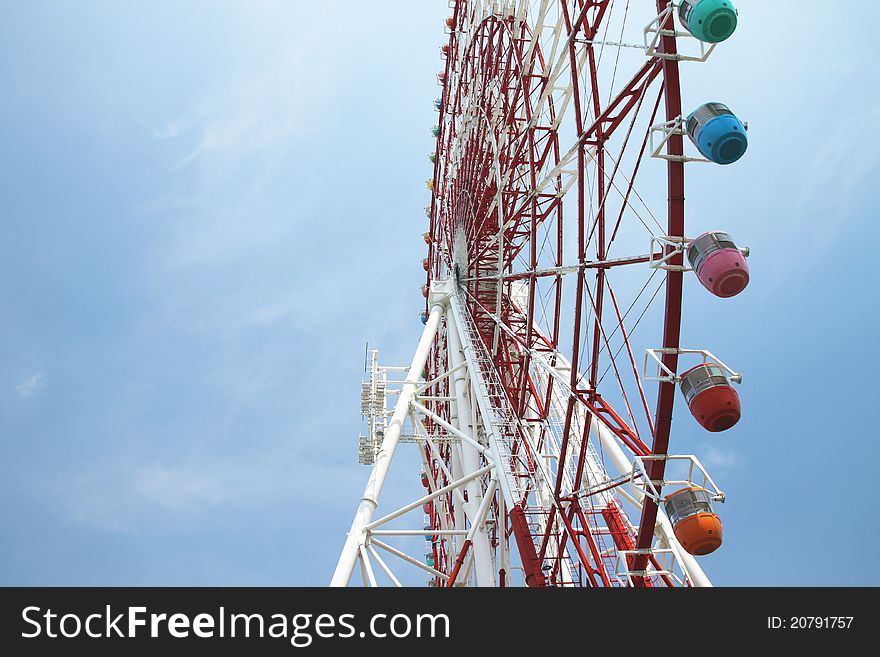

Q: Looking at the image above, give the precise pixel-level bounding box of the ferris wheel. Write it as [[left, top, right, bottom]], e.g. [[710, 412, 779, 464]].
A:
[[332, 0, 750, 587]]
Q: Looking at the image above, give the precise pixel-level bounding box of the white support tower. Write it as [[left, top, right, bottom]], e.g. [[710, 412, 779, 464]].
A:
[[331, 281, 713, 588]]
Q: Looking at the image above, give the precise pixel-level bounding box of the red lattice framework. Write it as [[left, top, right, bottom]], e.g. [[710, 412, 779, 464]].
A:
[[423, 0, 689, 587]]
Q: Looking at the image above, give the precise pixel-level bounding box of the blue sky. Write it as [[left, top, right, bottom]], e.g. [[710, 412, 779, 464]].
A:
[[1, 1, 878, 586]]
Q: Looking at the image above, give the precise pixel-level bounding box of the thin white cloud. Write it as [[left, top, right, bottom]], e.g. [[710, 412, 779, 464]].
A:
[[65, 449, 356, 533], [140, 6, 351, 275], [702, 445, 742, 469], [15, 373, 44, 399], [169, 137, 208, 172], [152, 118, 190, 141], [132, 113, 191, 141], [134, 464, 238, 512]]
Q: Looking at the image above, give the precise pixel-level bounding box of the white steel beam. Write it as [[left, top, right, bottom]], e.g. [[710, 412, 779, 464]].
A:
[[448, 292, 520, 506], [331, 294, 449, 586], [410, 401, 493, 459], [371, 539, 450, 582], [587, 413, 712, 587], [446, 305, 498, 587], [367, 544, 402, 588], [413, 412, 466, 565], [359, 545, 378, 588], [366, 464, 494, 530]]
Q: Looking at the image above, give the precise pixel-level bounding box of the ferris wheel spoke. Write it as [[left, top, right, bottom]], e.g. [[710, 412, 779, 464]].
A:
[[461, 4, 591, 259], [461, 285, 650, 454], [603, 276, 661, 431], [471, 57, 662, 269], [606, 89, 666, 251], [463, 251, 662, 284], [585, 80, 665, 251], [581, 280, 643, 436]]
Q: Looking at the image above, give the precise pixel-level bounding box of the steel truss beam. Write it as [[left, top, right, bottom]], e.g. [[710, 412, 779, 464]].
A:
[[333, 281, 509, 587]]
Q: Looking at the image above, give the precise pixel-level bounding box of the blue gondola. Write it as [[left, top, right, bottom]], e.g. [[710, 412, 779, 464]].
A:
[[686, 102, 747, 165]]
